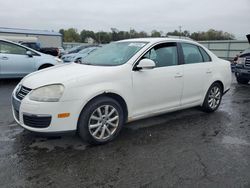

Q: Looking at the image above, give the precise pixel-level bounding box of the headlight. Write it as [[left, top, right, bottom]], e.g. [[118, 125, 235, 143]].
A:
[[237, 57, 246, 64], [29, 84, 64, 102], [55, 57, 62, 63]]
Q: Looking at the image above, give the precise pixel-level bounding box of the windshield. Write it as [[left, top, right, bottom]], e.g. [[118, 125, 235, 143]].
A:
[[82, 42, 147, 66]]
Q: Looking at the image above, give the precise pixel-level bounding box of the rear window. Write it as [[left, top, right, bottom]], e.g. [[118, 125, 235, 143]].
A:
[[181, 43, 203, 64], [199, 47, 211, 62]]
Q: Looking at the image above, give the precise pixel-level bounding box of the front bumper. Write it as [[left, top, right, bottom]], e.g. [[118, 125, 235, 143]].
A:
[[11, 92, 82, 133]]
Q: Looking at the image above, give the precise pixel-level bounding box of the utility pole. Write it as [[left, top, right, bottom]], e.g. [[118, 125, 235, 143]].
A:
[[179, 26, 182, 39], [98, 31, 101, 44]]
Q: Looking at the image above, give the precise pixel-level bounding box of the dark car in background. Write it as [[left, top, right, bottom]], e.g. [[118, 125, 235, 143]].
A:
[[21, 42, 62, 57], [235, 34, 250, 84]]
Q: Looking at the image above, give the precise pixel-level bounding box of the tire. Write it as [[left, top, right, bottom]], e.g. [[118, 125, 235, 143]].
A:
[[201, 83, 223, 113], [78, 96, 124, 145], [236, 76, 249, 85]]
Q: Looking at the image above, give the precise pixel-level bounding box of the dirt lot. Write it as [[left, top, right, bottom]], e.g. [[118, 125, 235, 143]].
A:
[[0, 77, 250, 188]]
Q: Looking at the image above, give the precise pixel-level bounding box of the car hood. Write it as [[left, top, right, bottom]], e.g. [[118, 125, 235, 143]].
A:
[[21, 63, 117, 89]]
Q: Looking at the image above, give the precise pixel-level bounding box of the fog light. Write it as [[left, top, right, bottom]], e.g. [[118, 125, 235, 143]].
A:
[[58, 113, 70, 118]]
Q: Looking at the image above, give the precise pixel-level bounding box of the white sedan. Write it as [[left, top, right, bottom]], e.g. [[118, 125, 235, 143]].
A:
[[11, 38, 231, 144]]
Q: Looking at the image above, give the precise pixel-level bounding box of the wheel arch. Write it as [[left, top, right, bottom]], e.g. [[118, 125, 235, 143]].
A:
[[38, 63, 54, 70], [78, 92, 129, 124], [201, 80, 225, 106], [212, 80, 224, 93]]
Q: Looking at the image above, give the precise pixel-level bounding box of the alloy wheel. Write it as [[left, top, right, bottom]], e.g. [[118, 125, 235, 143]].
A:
[[208, 86, 221, 109], [88, 105, 119, 140]]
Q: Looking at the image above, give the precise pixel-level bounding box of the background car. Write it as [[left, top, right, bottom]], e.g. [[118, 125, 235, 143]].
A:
[[234, 34, 250, 84], [61, 46, 100, 63], [0, 39, 62, 78], [20, 41, 62, 57], [65, 44, 99, 54], [58, 47, 66, 57]]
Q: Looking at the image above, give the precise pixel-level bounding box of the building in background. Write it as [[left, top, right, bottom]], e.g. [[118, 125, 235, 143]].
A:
[[0, 27, 62, 48]]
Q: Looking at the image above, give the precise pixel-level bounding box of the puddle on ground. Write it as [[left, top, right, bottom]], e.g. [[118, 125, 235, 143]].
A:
[[0, 125, 23, 142], [29, 137, 88, 152], [222, 136, 249, 146]]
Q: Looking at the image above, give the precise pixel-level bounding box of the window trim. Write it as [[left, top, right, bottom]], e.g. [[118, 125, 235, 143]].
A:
[[133, 42, 182, 71]]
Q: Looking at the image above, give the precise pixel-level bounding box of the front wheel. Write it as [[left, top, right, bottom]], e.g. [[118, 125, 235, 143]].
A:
[[201, 83, 223, 113], [78, 96, 124, 145]]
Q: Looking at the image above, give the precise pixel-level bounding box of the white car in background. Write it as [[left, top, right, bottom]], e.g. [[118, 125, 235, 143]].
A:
[[11, 38, 231, 144], [0, 39, 62, 78], [61, 46, 101, 63]]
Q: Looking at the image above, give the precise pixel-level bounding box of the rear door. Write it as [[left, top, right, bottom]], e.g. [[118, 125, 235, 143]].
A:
[[180, 43, 212, 106], [0, 41, 35, 78]]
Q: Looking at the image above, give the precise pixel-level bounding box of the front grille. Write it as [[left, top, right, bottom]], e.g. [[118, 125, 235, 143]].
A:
[[245, 58, 250, 68], [23, 114, 51, 128], [14, 109, 19, 121], [16, 85, 32, 101]]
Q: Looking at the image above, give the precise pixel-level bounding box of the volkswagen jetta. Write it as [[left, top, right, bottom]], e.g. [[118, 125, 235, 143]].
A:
[[11, 38, 231, 144]]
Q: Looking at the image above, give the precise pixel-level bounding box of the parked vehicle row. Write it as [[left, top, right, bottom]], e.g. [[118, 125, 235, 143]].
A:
[[11, 38, 232, 144], [20, 42, 65, 57], [61, 46, 101, 63], [0, 39, 105, 78], [65, 44, 99, 54]]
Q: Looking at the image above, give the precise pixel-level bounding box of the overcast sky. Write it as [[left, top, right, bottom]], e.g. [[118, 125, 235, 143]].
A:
[[0, 0, 249, 39]]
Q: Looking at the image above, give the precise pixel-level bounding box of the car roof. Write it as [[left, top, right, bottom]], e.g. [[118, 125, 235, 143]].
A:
[[118, 37, 195, 43]]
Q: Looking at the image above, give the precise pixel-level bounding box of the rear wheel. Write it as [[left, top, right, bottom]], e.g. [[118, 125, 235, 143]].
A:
[[78, 96, 124, 145], [202, 83, 223, 113]]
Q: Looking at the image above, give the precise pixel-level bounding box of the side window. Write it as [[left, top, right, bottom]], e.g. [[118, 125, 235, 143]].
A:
[[199, 47, 211, 62], [0, 41, 27, 55], [143, 43, 178, 68], [182, 43, 203, 64]]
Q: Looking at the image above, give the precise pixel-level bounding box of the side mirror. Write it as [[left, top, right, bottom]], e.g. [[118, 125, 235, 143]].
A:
[[136, 58, 156, 70], [26, 51, 33, 57]]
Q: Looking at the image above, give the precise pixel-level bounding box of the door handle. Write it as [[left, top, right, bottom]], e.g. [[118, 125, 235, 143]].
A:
[[1, 57, 8, 60], [175, 73, 183, 78]]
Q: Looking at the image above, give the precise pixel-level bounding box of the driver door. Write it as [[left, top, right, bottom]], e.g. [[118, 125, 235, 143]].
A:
[[0, 41, 35, 78], [132, 42, 183, 117]]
